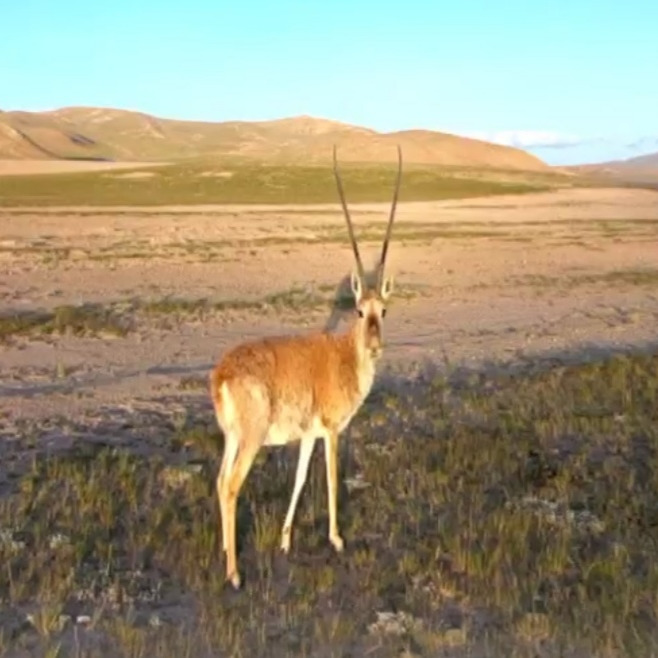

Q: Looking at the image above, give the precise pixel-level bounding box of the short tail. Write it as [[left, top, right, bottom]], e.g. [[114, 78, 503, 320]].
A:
[[209, 372, 236, 432], [209, 369, 222, 405]]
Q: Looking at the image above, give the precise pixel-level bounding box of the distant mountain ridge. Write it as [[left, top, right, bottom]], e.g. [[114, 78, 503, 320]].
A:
[[0, 106, 549, 171], [569, 149, 658, 181]]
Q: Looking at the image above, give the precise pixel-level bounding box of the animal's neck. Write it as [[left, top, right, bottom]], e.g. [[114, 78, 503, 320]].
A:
[[326, 314, 378, 376], [346, 317, 376, 367]]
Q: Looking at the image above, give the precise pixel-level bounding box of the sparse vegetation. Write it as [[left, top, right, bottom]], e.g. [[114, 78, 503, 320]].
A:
[[513, 266, 658, 290], [0, 285, 423, 343], [1, 350, 658, 656], [0, 161, 557, 207], [136, 284, 422, 322], [3, 218, 655, 272]]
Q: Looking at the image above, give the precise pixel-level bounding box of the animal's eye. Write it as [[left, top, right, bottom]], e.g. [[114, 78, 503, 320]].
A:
[[381, 308, 387, 318], [357, 309, 364, 317]]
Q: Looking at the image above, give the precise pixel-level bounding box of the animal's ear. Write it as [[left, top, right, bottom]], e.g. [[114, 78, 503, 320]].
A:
[[350, 270, 363, 304], [380, 275, 394, 301]]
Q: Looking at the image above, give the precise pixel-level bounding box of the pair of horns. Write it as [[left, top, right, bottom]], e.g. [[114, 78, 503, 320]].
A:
[[332, 145, 402, 290]]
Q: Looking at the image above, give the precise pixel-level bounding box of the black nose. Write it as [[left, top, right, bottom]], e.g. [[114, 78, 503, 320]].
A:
[[366, 314, 379, 335]]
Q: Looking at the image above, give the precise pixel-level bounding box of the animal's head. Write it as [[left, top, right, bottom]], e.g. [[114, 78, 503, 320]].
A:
[[333, 145, 402, 360]]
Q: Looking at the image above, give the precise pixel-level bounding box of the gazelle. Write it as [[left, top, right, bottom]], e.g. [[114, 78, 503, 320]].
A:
[[209, 145, 402, 589]]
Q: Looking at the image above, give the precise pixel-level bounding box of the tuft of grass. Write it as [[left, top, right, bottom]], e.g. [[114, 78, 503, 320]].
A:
[[595, 267, 658, 286], [0, 304, 129, 343], [1, 350, 658, 655], [177, 375, 209, 392], [137, 288, 327, 319]]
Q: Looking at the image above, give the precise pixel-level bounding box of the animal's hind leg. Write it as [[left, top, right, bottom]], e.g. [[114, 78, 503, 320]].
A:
[[215, 377, 270, 589], [216, 428, 238, 554], [223, 435, 262, 589]]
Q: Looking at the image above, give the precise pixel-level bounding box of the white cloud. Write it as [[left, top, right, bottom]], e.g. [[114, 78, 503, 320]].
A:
[[459, 129, 587, 149], [626, 135, 658, 151], [450, 132, 656, 167], [439, 126, 658, 164]]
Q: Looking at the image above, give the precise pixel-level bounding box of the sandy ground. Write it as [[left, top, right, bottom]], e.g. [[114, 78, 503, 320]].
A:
[[0, 160, 169, 176], [0, 186, 657, 431]]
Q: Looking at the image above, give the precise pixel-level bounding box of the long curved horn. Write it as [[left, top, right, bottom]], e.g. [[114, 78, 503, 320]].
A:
[[333, 145, 366, 283], [377, 145, 403, 288]]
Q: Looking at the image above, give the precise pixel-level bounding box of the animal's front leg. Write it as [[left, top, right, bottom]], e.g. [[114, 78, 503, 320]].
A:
[[281, 436, 316, 553]]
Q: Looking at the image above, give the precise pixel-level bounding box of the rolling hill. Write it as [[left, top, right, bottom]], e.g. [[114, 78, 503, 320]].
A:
[[569, 150, 658, 182], [616, 151, 658, 169], [0, 106, 550, 171]]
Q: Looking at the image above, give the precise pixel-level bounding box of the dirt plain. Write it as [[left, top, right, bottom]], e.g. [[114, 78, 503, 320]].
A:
[[1, 187, 657, 424], [1, 185, 658, 656]]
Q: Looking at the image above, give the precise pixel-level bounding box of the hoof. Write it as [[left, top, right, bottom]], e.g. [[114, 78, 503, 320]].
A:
[[330, 534, 344, 553], [228, 571, 242, 590], [281, 528, 291, 554]]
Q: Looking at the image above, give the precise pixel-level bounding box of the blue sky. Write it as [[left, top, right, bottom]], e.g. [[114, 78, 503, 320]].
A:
[[2, 0, 657, 166]]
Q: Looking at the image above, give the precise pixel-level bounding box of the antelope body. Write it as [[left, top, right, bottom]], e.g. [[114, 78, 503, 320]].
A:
[[210, 146, 402, 589]]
